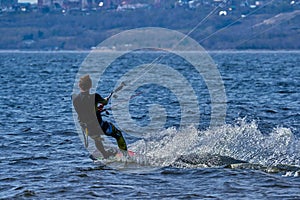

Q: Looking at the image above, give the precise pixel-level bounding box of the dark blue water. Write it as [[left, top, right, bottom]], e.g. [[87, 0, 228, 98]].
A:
[[0, 51, 299, 199]]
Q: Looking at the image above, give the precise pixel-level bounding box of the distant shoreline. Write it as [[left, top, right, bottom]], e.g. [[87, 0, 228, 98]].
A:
[[1, 49, 300, 53], [0, 9, 299, 50]]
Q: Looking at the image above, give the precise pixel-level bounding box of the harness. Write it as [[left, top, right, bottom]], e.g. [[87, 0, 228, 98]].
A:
[[80, 123, 89, 148]]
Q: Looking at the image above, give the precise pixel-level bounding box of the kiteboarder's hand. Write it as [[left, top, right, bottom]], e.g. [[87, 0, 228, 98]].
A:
[[106, 92, 113, 101]]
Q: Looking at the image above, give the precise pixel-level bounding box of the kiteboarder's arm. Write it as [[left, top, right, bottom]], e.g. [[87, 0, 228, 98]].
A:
[[95, 93, 109, 105]]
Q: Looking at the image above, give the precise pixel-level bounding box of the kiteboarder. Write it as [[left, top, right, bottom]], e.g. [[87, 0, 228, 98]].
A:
[[72, 74, 127, 159]]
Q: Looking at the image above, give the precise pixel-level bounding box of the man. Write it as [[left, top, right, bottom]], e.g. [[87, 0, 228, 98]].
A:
[[72, 74, 127, 159]]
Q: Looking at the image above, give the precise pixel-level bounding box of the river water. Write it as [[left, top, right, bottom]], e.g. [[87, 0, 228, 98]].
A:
[[0, 51, 299, 199]]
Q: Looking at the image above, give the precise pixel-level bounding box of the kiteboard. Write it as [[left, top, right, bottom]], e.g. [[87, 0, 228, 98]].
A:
[[91, 149, 138, 169], [115, 150, 136, 158]]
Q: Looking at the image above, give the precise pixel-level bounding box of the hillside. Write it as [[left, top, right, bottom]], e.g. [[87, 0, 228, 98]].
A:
[[0, 8, 299, 50]]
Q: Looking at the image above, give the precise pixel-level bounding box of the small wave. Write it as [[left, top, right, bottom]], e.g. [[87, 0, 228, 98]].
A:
[[76, 165, 108, 172], [226, 163, 300, 174], [283, 171, 300, 177], [0, 187, 36, 199]]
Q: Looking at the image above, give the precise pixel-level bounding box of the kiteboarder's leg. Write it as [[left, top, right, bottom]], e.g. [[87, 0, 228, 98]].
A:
[[101, 121, 127, 151], [111, 124, 127, 151], [90, 134, 116, 159]]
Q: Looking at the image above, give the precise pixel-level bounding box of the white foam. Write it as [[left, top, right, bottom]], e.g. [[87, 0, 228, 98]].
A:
[[130, 118, 299, 168]]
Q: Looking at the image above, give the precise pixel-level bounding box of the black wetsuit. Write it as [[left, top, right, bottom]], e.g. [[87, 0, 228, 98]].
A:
[[73, 91, 106, 133], [72, 91, 127, 150]]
